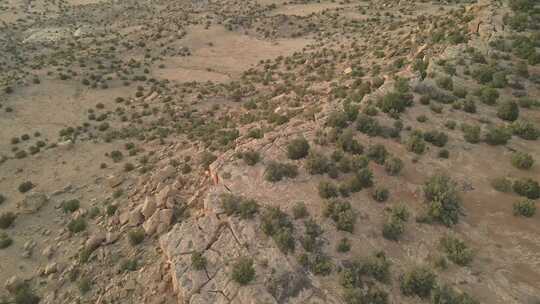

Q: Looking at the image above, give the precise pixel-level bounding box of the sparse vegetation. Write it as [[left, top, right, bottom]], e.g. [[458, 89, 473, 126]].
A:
[[231, 257, 255, 285]]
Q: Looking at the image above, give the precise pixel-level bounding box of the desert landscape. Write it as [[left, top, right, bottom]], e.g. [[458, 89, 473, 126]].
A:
[[0, 0, 539, 303]]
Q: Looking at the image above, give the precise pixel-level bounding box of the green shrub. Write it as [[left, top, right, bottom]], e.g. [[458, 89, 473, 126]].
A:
[[78, 277, 92, 295], [200, 151, 217, 169], [484, 126, 512, 145], [287, 137, 310, 160], [13, 283, 40, 304], [382, 217, 404, 241], [497, 100, 519, 121], [318, 181, 338, 199], [490, 177, 513, 192], [356, 168, 374, 188], [478, 87, 499, 105], [326, 111, 349, 129], [372, 188, 389, 202], [438, 149, 449, 159], [513, 199, 536, 217], [231, 257, 255, 285], [324, 199, 356, 232], [120, 259, 138, 272], [511, 151, 534, 169], [18, 181, 34, 193], [343, 287, 388, 304], [240, 150, 260, 166], [61, 199, 80, 213], [406, 132, 426, 154], [67, 218, 87, 233], [265, 162, 298, 182], [305, 151, 329, 175], [292, 202, 308, 219], [0, 232, 13, 249], [510, 120, 539, 140], [462, 98, 476, 113], [384, 157, 403, 176], [461, 124, 481, 144], [439, 235, 474, 266], [378, 91, 412, 114], [356, 114, 382, 136], [423, 131, 448, 147], [337, 238, 351, 252], [338, 130, 363, 154], [513, 178, 540, 199], [436, 76, 453, 91], [366, 144, 388, 165], [191, 251, 207, 270], [400, 266, 437, 298], [110, 150, 123, 163], [261, 207, 295, 253], [423, 174, 462, 226], [432, 285, 479, 304], [221, 194, 259, 219], [128, 228, 145, 246], [0, 212, 16, 229], [472, 65, 495, 84]]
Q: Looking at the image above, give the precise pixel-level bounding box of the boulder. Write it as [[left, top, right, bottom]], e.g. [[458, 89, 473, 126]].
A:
[[142, 196, 157, 219]]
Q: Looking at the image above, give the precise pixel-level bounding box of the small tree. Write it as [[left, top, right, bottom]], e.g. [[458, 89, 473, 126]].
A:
[[423, 174, 462, 226]]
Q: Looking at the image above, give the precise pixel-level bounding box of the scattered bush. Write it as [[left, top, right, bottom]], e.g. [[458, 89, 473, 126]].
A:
[[511, 151, 534, 169], [513, 199, 536, 217], [372, 188, 389, 202], [384, 157, 403, 176], [231, 257, 255, 285], [324, 199, 356, 232], [191, 251, 207, 270], [406, 132, 426, 154], [12, 283, 40, 304], [0, 232, 13, 249], [221, 194, 259, 219], [338, 130, 363, 155], [461, 124, 481, 144], [0, 212, 16, 229], [61, 199, 80, 213], [261, 207, 295, 253], [265, 162, 298, 182], [478, 87, 499, 105], [510, 120, 539, 140], [484, 126, 512, 145], [490, 177, 513, 192], [497, 100, 519, 121], [337, 238, 351, 253], [423, 131, 448, 147], [513, 178, 540, 199], [128, 228, 145, 246], [120, 259, 138, 272], [356, 114, 381, 136], [292, 202, 308, 219], [78, 277, 92, 295], [240, 150, 260, 166], [318, 181, 339, 199], [423, 174, 462, 226], [200, 151, 217, 169], [432, 285, 479, 304], [439, 235, 474, 266], [400, 266, 437, 298], [305, 151, 329, 175], [366, 144, 388, 165], [18, 181, 34, 193], [68, 218, 87, 233], [287, 137, 310, 160]]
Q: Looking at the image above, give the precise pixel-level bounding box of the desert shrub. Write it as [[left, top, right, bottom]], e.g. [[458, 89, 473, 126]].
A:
[[366, 144, 388, 165], [13, 283, 40, 304], [340, 251, 391, 287], [432, 285, 479, 304], [382, 217, 404, 241], [265, 162, 298, 182], [490, 177, 513, 192], [0, 194, 5, 205], [110, 150, 123, 162], [436, 76, 453, 91], [292, 202, 308, 219], [513, 178, 540, 199], [377, 91, 412, 114], [423, 174, 462, 226], [438, 149, 449, 159], [337, 238, 351, 253], [318, 181, 339, 199], [338, 130, 363, 154], [120, 259, 138, 272], [472, 65, 495, 84], [68, 218, 87, 233], [200, 151, 217, 169], [356, 114, 381, 136], [510, 120, 539, 140], [324, 199, 356, 232], [248, 128, 264, 139], [261, 207, 295, 253], [453, 86, 467, 98], [461, 124, 481, 143], [497, 100, 519, 121], [423, 131, 448, 147], [439, 235, 474, 266], [61, 199, 80, 213], [191, 251, 207, 270], [372, 188, 389, 202], [239, 150, 260, 166], [128, 228, 145, 246], [511, 151, 534, 169], [484, 126, 512, 145], [517, 97, 535, 108], [384, 157, 403, 176], [326, 111, 349, 129], [513, 199, 536, 217], [18, 181, 34, 193], [462, 98, 476, 113], [221, 194, 259, 219], [417, 115, 428, 123], [78, 277, 92, 295], [305, 151, 329, 175], [406, 132, 426, 154], [287, 137, 310, 160], [231, 257, 255, 285], [0, 232, 13, 249], [356, 168, 374, 188], [478, 87, 499, 105], [400, 266, 437, 298], [0, 212, 16, 229]]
